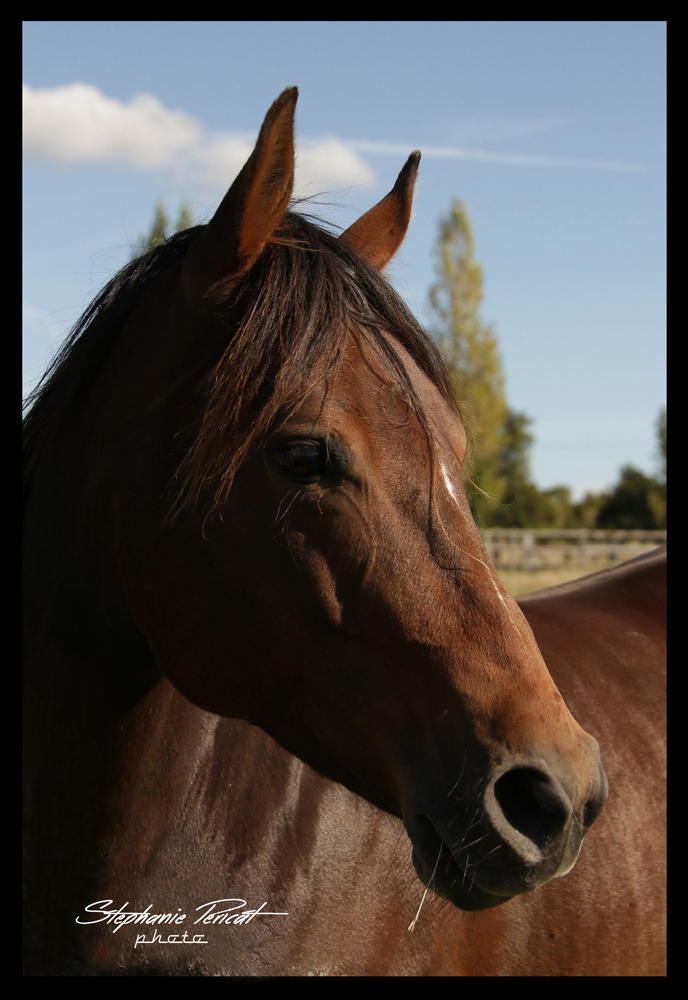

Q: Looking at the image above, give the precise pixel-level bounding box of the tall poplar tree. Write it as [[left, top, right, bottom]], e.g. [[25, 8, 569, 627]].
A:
[[428, 199, 508, 523], [130, 198, 194, 259]]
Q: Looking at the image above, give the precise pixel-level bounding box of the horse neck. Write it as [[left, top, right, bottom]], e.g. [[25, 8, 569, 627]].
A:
[[23, 432, 323, 959], [23, 429, 169, 951]]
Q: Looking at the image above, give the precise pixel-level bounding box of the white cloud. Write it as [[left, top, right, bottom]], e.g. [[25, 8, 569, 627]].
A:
[[22, 82, 377, 193], [22, 82, 203, 169], [293, 137, 376, 195], [178, 133, 256, 189], [22, 79, 645, 212], [22, 301, 46, 325], [446, 117, 568, 144]]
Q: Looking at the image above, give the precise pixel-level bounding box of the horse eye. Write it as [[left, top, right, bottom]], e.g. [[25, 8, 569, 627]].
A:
[[272, 441, 329, 482]]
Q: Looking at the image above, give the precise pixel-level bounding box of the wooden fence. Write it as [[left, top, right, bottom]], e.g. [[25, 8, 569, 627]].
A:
[[478, 529, 666, 573]]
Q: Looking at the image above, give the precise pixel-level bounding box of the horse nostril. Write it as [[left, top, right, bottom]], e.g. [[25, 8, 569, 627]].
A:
[[582, 767, 609, 830], [493, 767, 571, 850]]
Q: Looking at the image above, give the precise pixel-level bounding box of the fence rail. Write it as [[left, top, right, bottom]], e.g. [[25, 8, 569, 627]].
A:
[[478, 529, 666, 573]]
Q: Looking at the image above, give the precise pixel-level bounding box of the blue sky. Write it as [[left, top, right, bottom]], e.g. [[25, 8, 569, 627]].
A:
[[22, 21, 666, 497]]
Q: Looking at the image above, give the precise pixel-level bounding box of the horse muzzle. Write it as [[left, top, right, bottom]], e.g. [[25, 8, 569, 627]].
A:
[[405, 750, 609, 911]]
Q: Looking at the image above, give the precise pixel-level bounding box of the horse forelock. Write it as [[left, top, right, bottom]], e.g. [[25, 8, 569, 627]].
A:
[[172, 210, 460, 516]]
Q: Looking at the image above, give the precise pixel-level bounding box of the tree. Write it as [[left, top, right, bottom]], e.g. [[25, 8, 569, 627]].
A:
[[428, 200, 508, 522], [589, 410, 666, 530], [653, 406, 667, 526], [572, 491, 607, 529], [130, 198, 194, 259], [656, 406, 666, 483], [488, 409, 536, 526], [596, 465, 665, 529]]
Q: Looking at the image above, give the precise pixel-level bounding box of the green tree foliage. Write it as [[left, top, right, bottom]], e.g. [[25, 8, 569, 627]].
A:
[[596, 465, 666, 529], [656, 406, 666, 482], [427, 196, 666, 532], [428, 199, 538, 526], [428, 200, 509, 522], [498, 409, 534, 492], [130, 198, 194, 260], [571, 491, 607, 529], [569, 409, 666, 529], [491, 410, 538, 526]]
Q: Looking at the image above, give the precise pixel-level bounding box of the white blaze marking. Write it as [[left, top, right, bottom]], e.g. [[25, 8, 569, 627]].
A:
[[439, 460, 517, 621], [441, 461, 461, 508]]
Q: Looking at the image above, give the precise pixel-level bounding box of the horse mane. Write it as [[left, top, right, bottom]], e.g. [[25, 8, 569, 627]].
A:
[[22, 226, 205, 501], [23, 210, 459, 514]]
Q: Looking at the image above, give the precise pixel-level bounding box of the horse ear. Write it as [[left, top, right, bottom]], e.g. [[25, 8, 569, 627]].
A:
[[183, 87, 298, 300], [339, 151, 420, 270]]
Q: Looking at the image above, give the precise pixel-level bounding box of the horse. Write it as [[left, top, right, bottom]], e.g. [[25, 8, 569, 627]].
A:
[[23, 87, 611, 976], [508, 546, 667, 976]]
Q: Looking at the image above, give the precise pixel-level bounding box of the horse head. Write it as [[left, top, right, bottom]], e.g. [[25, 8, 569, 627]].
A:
[[63, 88, 607, 912]]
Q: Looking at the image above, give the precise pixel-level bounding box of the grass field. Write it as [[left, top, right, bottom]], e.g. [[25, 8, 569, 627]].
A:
[[499, 567, 600, 597], [497, 546, 666, 597], [483, 535, 665, 598]]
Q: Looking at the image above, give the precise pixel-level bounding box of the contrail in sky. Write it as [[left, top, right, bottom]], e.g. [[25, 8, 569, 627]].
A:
[[347, 139, 646, 173]]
